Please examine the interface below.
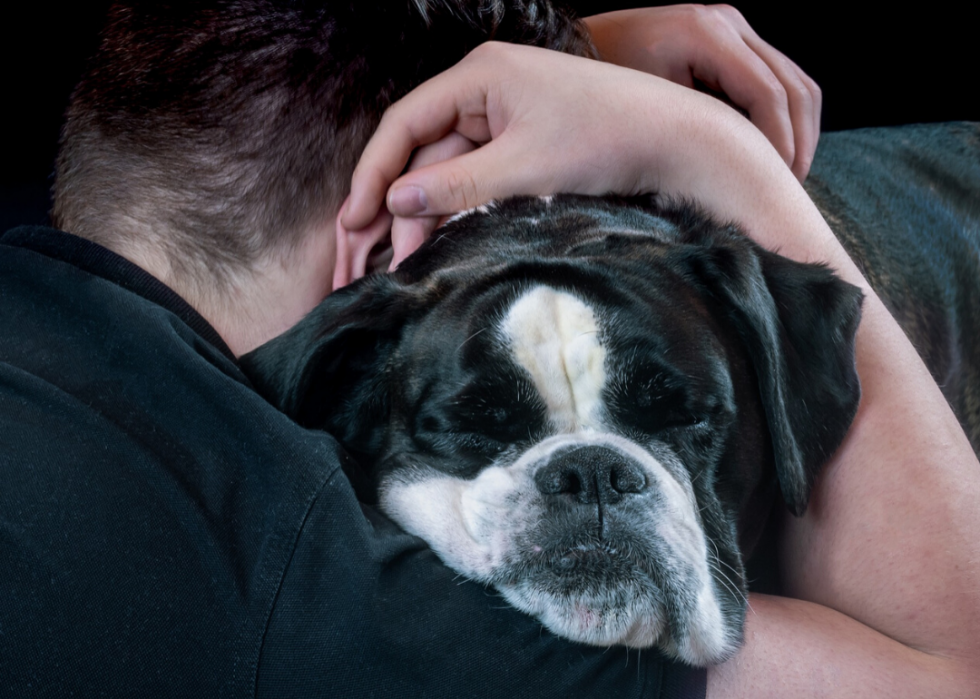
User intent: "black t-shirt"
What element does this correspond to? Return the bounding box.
[0,226,705,698]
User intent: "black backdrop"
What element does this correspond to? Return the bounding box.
[2,2,975,229]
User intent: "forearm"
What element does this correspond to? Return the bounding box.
[708,594,977,698]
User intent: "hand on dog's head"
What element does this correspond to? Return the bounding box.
[242,194,862,665]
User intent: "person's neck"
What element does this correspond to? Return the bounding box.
[118,223,337,357]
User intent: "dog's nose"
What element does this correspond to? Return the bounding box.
[534,445,646,505]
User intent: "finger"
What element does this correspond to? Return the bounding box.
[698,53,795,169]
[345,112,475,231]
[714,5,820,179]
[789,61,822,179]
[683,16,796,168]
[807,70,822,146]
[386,133,543,218]
[386,131,480,222]
[390,215,440,269]
[740,34,819,180]
[799,63,823,173]
[385,132,478,266]
[343,54,496,230]
[408,131,479,171]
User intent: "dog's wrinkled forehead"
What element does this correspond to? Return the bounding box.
[397,198,694,369]
[393,195,683,284]
[390,199,741,444]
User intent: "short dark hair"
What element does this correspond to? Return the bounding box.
[53,0,594,290]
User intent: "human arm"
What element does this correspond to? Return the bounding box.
[334,5,821,283]
[342,42,980,696]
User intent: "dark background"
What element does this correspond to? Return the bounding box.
[2,2,975,231]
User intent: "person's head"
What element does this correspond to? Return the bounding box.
[52,0,593,350]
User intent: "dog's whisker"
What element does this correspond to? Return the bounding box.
[706,537,742,579]
[706,542,747,602]
[456,327,487,352]
[709,569,744,607]
[709,562,747,605]
[715,556,743,579]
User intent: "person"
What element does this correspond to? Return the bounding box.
[1,5,976,699]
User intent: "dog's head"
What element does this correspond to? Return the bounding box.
[242,195,862,665]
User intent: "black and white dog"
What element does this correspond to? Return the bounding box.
[240,2,980,669]
[244,193,866,665]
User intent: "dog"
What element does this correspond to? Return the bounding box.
[242,191,865,666]
[242,121,980,666]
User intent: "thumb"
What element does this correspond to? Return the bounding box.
[386,136,541,218]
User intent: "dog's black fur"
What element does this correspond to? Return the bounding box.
[243,123,980,662]
[249,195,865,521]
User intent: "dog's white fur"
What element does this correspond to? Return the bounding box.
[503,287,607,431]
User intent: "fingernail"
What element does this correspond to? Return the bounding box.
[389,186,428,216]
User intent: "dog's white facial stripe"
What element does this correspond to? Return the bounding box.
[501,287,606,432]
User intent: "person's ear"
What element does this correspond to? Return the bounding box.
[332,201,394,291]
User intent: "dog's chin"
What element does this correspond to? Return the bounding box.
[494,545,739,666]
[497,571,667,647]
[499,582,737,665]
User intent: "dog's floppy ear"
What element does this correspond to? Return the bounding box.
[240,274,419,460]
[684,234,863,516]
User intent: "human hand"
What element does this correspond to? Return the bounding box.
[334,132,477,285]
[342,41,792,267]
[583,4,821,182]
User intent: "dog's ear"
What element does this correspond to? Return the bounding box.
[240,275,419,460]
[683,234,863,516]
